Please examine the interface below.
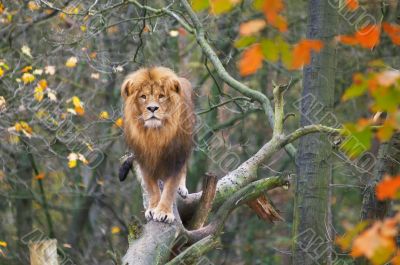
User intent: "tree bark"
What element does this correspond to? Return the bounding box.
[292,1,338,264]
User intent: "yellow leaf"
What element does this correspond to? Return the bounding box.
[0,241,7,248]
[34,86,44,102]
[9,135,20,144]
[71,96,82,107]
[38,79,48,90]
[210,0,235,15]
[22,66,33,73]
[99,111,109,119]
[0,67,4,77]
[0,3,4,14]
[65,57,78,68]
[68,160,77,168]
[114,118,123,128]
[22,73,35,84]
[14,122,22,132]
[111,226,121,234]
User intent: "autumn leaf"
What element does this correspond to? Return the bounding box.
[339,25,381,49]
[345,0,359,11]
[0,67,3,78]
[111,226,121,234]
[336,221,370,250]
[290,39,324,69]
[192,0,210,12]
[234,36,257,48]
[28,1,40,11]
[22,73,35,84]
[21,45,33,58]
[34,86,44,102]
[376,119,396,142]
[239,19,266,36]
[35,172,45,180]
[0,3,4,14]
[70,96,85,116]
[337,35,358,46]
[45,65,56,75]
[376,70,400,87]
[238,43,264,76]
[376,175,400,200]
[65,56,78,68]
[262,0,284,23]
[68,153,78,168]
[351,219,397,265]
[210,0,235,15]
[99,111,109,119]
[0,241,7,248]
[383,23,400,46]
[356,25,381,49]
[21,66,33,73]
[114,117,123,128]
[38,79,48,89]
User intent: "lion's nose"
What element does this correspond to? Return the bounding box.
[147,106,159,113]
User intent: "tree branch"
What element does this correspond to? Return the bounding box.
[187,173,218,230]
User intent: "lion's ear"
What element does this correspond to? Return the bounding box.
[121,79,132,99]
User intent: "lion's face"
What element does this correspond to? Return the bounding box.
[121,68,183,130]
[134,82,175,128]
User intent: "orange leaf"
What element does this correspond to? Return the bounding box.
[337,35,358,45]
[290,39,324,69]
[345,0,359,11]
[239,19,266,36]
[351,219,397,263]
[262,0,287,32]
[262,0,284,23]
[238,43,263,76]
[355,25,380,49]
[35,172,45,180]
[383,22,400,46]
[376,175,400,200]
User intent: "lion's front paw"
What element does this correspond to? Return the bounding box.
[145,208,155,221]
[152,207,175,223]
[177,185,188,199]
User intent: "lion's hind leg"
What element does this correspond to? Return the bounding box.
[177,167,188,199]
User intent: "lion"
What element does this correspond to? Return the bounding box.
[121,66,195,223]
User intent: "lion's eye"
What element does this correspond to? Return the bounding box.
[140,95,146,100]
[159,94,165,99]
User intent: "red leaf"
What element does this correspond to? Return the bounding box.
[238,43,264,76]
[337,35,358,45]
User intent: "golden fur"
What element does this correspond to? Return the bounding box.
[121,66,195,223]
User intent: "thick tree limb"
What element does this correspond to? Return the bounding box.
[187,173,218,230]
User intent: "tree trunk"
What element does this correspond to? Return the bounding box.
[355,133,400,265]
[292,1,338,264]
